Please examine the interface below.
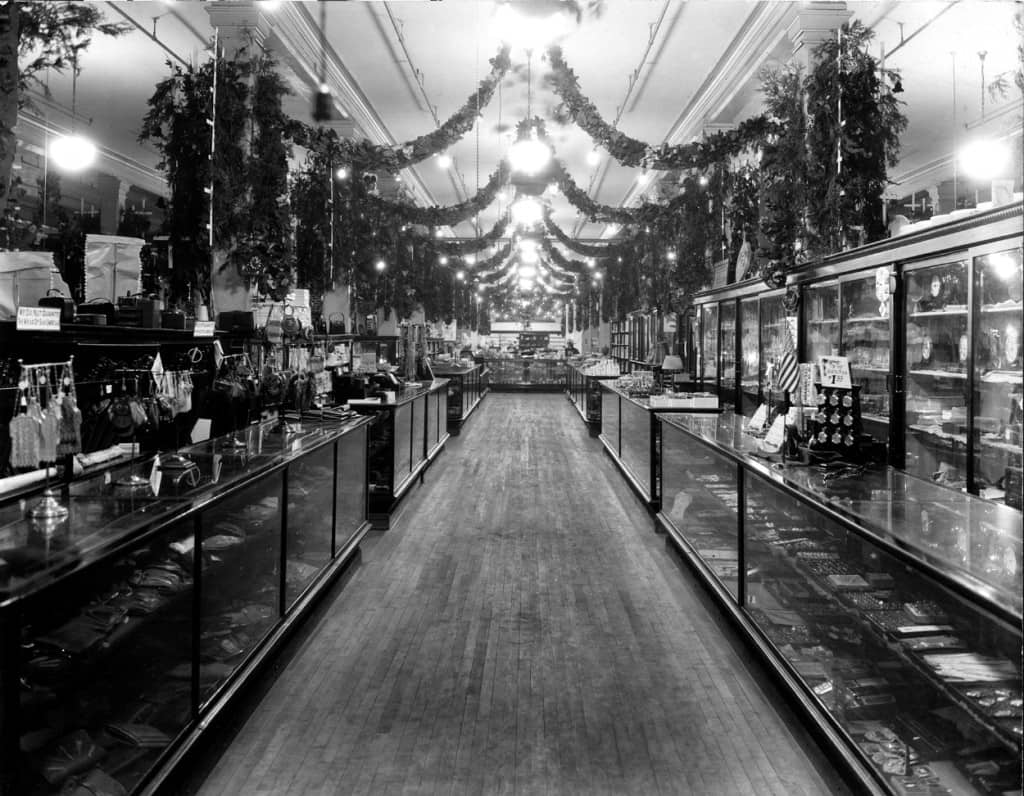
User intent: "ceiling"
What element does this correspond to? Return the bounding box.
[21,1,1024,242]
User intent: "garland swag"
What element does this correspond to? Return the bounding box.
[546,46,771,171]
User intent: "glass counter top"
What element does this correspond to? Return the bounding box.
[431,364,481,376]
[0,416,371,604]
[660,411,1023,618]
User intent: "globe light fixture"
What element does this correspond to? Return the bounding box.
[508,126,552,176]
[50,133,98,173]
[335,166,349,180]
[519,278,535,291]
[439,255,449,265]
[586,149,601,166]
[636,172,650,186]
[960,139,1011,181]
[510,197,543,227]
[517,264,538,279]
[586,258,596,269]
[375,259,387,272]
[437,153,452,169]
[491,1,572,54]
[465,254,476,265]
[666,250,677,261]
[456,270,465,281]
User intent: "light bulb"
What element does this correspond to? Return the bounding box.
[586,150,600,166]
[519,278,534,291]
[961,139,1011,181]
[465,254,476,266]
[518,264,537,279]
[456,270,465,281]
[437,153,452,169]
[50,134,97,172]
[375,259,387,272]
[510,197,543,227]
[508,131,552,176]
[637,172,650,186]
[439,255,449,265]
[336,166,349,180]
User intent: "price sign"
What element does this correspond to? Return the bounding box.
[193,321,215,338]
[16,306,62,331]
[817,356,852,389]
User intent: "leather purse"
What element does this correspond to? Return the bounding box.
[281,304,302,339]
[263,305,284,345]
[39,289,75,324]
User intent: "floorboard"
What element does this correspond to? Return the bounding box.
[193,393,851,796]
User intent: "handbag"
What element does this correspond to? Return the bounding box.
[281,305,302,339]
[263,305,284,345]
[39,288,75,324]
[328,312,346,334]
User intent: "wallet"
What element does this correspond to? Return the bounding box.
[35,730,105,785]
[61,767,127,796]
[104,722,171,749]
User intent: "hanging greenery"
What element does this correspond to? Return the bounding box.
[434,216,510,256]
[805,21,906,251]
[756,63,807,282]
[546,45,771,171]
[140,53,251,304]
[543,210,634,259]
[365,160,510,227]
[233,52,296,300]
[297,45,511,174]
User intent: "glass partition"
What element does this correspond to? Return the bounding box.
[620,398,651,498]
[805,281,840,362]
[285,444,334,608]
[759,294,787,396]
[701,303,719,387]
[972,247,1023,509]
[904,259,970,488]
[601,386,620,455]
[740,297,760,414]
[841,269,892,430]
[720,300,737,410]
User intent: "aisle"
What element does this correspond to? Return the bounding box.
[195,394,846,796]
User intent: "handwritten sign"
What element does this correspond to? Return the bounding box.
[817,356,852,389]
[193,320,215,338]
[16,306,61,331]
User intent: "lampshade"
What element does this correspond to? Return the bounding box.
[661,355,684,371]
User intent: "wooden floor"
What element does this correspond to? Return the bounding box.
[194,394,849,796]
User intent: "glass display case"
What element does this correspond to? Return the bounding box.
[565,363,616,432]
[432,363,486,432]
[719,300,737,411]
[972,247,1023,509]
[804,280,840,362]
[903,258,971,490]
[759,292,788,398]
[658,411,1022,796]
[840,268,892,434]
[740,297,760,415]
[599,381,720,510]
[0,416,371,796]
[352,381,448,528]
[701,303,718,388]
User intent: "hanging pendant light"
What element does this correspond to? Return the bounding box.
[50,56,97,173]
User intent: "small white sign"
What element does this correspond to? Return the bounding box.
[748,403,769,432]
[149,460,162,496]
[763,415,787,449]
[190,418,212,444]
[817,356,853,389]
[194,321,216,338]
[16,306,62,331]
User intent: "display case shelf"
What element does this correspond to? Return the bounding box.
[909,369,968,379]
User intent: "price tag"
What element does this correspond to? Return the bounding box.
[817,356,852,389]
[748,403,769,432]
[17,306,62,331]
[763,415,787,449]
[149,460,162,495]
[190,418,212,444]
[193,321,215,338]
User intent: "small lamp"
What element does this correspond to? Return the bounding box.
[661,354,684,392]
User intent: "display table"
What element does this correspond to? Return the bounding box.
[565,363,618,434]
[349,381,448,528]
[0,415,372,796]
[598,381,719,511]
[658,411,1022,796]
[431,364,487,434]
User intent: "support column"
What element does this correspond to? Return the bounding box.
[96,173,127,235]
[786,2,851,71]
